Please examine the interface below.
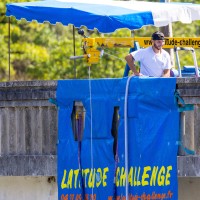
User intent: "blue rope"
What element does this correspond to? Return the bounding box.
[174,91,195,155]
[174,91,194,112]
[177,141,195,155]
[49,98,58,107]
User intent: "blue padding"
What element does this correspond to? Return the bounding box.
[117,77,179,199]
[57,79,121,199]
[183,66,199,72]
[57,107,83,198]
[181,66,200,77]
[57,77,179,200]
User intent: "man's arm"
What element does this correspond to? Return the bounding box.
[125,54,142,76]
[162,69,170,77]
[162,52,171,77]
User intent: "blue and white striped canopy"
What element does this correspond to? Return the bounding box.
[6,0,200,33]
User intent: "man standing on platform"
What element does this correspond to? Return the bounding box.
[125,31,171,77]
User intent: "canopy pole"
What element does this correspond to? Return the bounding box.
[160,0,175,67]
[73,25,77,79]
[131,30,134,37]
[8,17,11,81]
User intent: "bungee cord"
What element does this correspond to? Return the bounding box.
[88,65,94,197]
[124,75,134,200]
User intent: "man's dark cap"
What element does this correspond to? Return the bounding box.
[152,31,165,40]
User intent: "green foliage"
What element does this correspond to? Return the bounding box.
[1,0,200,81]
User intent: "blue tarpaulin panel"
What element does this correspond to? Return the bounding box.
[117,77,179,199]
[56,77,179,200]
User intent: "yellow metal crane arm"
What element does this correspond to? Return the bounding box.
[70,37,200,65]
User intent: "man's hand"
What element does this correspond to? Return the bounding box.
[133,72,143,76]
[162,69,170,77]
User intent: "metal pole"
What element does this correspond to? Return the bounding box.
[8,17,11,81]
[160,0,175,67]
[73,25,77,79]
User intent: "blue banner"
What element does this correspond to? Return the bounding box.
[116,77,179,200]
[56,77,179,200]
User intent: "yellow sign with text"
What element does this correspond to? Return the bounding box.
[83,37,200,49]
[135,37,200,48]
